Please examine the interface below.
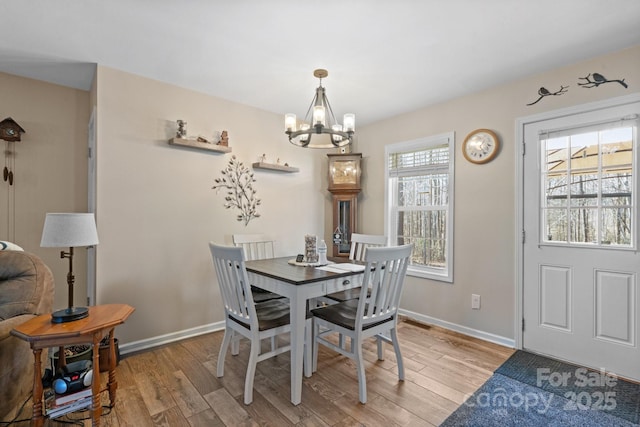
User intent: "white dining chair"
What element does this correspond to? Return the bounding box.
[209,243,311,405]
[311,244,412,404]
[232,234,284,303]
[232,233,275,260]
[325,233,387,303]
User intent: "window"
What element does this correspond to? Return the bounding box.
[541,118,636,248]
[385,132,454,281]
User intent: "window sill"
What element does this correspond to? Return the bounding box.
[407,266,453,283]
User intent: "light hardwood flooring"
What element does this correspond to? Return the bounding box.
[16,318,514,426]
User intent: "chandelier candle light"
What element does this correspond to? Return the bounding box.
[40,213,99,323]
[285,69,355,148]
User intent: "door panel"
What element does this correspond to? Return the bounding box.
[539,264,571,330]
[523,101,640,381]
[594,270,635,345]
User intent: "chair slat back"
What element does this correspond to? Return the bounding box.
[209,243,257,328]
[232,234,275,261]
[356,244,412,328]
[349,233,387,262]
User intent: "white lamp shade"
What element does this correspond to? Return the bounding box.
[343,113,355,132]
[285,113,297,131]
[313,105,326,126]
[41,213,99,247]
[299,123,310,142]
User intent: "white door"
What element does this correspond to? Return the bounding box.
[523,100,640,381]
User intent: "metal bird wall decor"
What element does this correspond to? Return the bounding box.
[526,85,569,106]
[578,72,628,89]
[526,71,630,106]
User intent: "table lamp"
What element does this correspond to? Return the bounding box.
[40,213,99,323]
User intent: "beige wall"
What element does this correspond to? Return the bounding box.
[94,66,330,345]
[2,45,638,350]
[0,72,90,312]
[357,45,640,341]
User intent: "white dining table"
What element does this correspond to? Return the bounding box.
[245,256,365,405]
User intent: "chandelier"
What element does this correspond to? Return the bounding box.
[285,69,355,148]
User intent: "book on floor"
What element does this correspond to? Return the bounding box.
[45,395,92,418]
[54,387,92,405]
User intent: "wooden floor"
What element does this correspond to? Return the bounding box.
[18,318,514,426]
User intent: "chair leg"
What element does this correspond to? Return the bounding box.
[355,341,367,404]
[244,338,260,405]
[390,327,404,381]
[231,331,240,355]
[304,318,312,377]
[376,335,384,360]
[312,320,319,373]
[217,329,232,377]
[338,333,346,350]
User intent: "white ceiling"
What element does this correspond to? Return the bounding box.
[2,1,640,126]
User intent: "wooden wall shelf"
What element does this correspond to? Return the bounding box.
[252,162,299,173]
[168,138,231,154]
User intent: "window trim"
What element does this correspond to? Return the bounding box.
[384,132,455,282]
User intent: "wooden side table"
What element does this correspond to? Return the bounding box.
[11,304,134,427]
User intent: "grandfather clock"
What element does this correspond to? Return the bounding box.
[328,153,362,257]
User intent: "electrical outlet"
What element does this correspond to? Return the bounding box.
[472,294,481,310]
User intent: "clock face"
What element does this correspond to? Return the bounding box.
[0,123,21,141]
[328,153,362,192]
[463,129,499,164]
[332,160,358,184]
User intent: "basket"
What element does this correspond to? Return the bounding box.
[52,345,92,365]
[98,338,120,372]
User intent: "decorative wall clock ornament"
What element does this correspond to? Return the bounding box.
[0,117,26,186]
[578,72,628,89]
[463,129,500,164]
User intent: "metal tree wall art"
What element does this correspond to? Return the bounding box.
[578,72,628,89]
[212,155,261,225]
[526,85,569,106]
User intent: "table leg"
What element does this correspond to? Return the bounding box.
[57,345,66,371]
[107,328,118,406]
[31,348,44,427]
[290,292,307,405]
[91,333,102,425]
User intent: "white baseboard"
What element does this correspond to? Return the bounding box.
[119,321,225,356]
[398,308,516,349]
[119,312,515,356]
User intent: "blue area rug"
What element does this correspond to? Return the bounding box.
[441,351,640,426]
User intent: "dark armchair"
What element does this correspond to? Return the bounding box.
[0,250,54,421]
